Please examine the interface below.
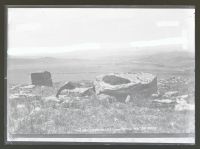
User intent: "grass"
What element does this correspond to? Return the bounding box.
[8,75,195,135]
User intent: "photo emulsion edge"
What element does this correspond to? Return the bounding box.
[6,5,195,144]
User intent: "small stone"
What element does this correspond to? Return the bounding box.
[175,103,194,111]
[154,99,174,103]
[163,91,178,98]
[20,85,35,89]
[125,95,131,103]
[151,93,159,98]
[177,94,189,99]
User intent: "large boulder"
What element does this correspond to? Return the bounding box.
[31,71,53,87]
[94,72,157,102]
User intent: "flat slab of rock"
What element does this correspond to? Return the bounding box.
[94,72,157,102]
[56,80,95,98]
[154,99,175,104]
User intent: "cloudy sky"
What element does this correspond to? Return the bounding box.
[7,7,195,56]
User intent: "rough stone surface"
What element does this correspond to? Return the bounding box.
[94,72,157,102]
[103,75,131,85]
[31,71,53,87]
[125,95,131,103]
[56,81,95,98]
[163,91,178,98]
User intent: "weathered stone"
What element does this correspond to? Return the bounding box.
[10,84,22,90]
[154,99,174,104]
[94,72,157,102]
[176,94,189,100]
[56,81,95,98]
[103,75,131,85]
[175,98,194,111]
[20,85,35,89]
[125,95,131,103]
[31,71,53,87]
[81,87,96,96]
[151,93,160,98]
[56,81,76,97]
[163,91,178,98]
[9,92,36,99]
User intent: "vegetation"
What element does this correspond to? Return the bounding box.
[8,75,194,135]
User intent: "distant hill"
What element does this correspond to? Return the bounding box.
[8,56,93,66]
[141,51,194,68]
[8,45,195,68]
[7,47,195,84]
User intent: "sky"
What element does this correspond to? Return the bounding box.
[7,7,195,56]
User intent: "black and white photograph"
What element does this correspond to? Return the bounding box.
[6,6,195,144]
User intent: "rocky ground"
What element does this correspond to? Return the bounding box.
[8,75,195,135]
